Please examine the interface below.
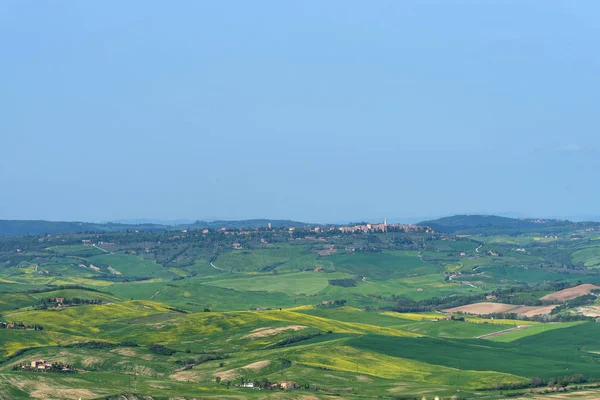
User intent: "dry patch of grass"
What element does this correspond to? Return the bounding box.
[577,306,600,317]
[242,325,307,339]
[81,357,104,368]
[107,266,122,275]
[110,348,137,357]
[515,389,600,399]
[169,370,202,382]
[214,360,272,381]
[541,284,600,302]
[31,384,96,399]
[511,305,556,317]
[444,302,556,316]
[243,360,271,370]
[7,377,97,399]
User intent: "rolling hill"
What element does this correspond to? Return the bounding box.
[418,214,579,235]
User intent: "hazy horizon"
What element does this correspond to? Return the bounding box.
[2,1,600,222]
[3,210,600,226]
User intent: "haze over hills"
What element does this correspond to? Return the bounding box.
[3,214,600,237]
[0,218,317,237]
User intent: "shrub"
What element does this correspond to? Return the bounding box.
[148,344,176,356]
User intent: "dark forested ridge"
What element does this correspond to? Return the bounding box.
[0,219,318,237]
[0,220,168,237]
[418,215,597,235]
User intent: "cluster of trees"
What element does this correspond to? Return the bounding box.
[25,285,106,295]
[387,281,587,313]
[66,340,138,349]
[328,278,357,287]
[388,292,485,312]
[463,311,592,323]
[269,332,324,347]
[176,352,228,369]
[94,274,151,283]
[490,374,588,391]
[166,306,188,314]
[148,344,176,356]
[35,297,102,309]
[318,299,347,307]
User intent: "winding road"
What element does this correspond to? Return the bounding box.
[93,244,110,253]
[210,262,228,271]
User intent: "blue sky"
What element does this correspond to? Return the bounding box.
[1,1,599,223]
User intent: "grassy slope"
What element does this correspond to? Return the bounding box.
[86,253,166,277]
[205,271,355,295]
[349,328,600,379]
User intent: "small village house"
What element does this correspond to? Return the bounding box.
[278,381,298,390]
[30,360,52,369]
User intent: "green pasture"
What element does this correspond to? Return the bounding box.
[204,271,355,295]
[349,329,600,379]
[46,244,106,257]
[400,320,512,338]
[214,244,312,273]
[487,321,586,342]
[328,250,440,280]
[572,246,600,269]
[86,253,166,277]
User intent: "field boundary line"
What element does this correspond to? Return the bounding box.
[476,324,532,339]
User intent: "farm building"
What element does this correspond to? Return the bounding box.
[278,381,298,390]
[30,360,52,369]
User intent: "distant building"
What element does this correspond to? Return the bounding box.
[338,219,431,234]
[31,360,49,369]
[242,382,255,388]
[279,381,298,390]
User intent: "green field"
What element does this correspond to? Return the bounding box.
[328,250,441,279]
[205,271,355,295]
[572,246,600,269]
[86,253,166,277]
